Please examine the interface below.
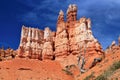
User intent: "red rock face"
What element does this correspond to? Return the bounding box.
[66,4,77,22]
[55,10,69,57]
[105,37,120,54]
[18,4,104,70]
[18,26,44,59]
[42,27,54,60]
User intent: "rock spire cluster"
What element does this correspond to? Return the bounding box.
[18,4,104,69]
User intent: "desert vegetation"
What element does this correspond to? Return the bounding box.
[84,61,120,80]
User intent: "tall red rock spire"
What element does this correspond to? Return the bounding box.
[42,27,54,60]
[57,10,64,24]
[67,4,77,22]
[55,10,69,57]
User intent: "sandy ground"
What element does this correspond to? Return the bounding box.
[0,58,73,80]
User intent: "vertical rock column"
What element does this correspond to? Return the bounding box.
[66,4,77,22]
[25,27,32,57]
[66,4,79,55]
[18,26,29,57]
[42,27,54,60]
[30,28,43,59]
[54,10,69,57]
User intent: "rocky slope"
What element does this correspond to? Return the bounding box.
[78,37,120,80]
[0,42,120,80]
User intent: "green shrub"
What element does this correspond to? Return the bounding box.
[84,72,94,80]
[110,61,120,71]
[95,75,108,80]
[95,61,120,80]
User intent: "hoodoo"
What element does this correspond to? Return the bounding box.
[18,4,104,70]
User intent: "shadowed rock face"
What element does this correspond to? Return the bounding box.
[18,4,104,69]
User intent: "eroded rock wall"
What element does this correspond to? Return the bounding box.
[18,4,104,69]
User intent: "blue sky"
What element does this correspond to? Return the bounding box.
[0,0,120,50]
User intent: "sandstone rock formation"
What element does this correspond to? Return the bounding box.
[18,26,44,60]
[105,36,120,54]
[66,4,77,22]
[42,27,55,60]
[55,10,69,57]
[18,4,104,70]
[0,47,17,61]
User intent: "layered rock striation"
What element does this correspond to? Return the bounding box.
[55,10,69,57]
[18,26,44,59]
[18,4,104,69]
